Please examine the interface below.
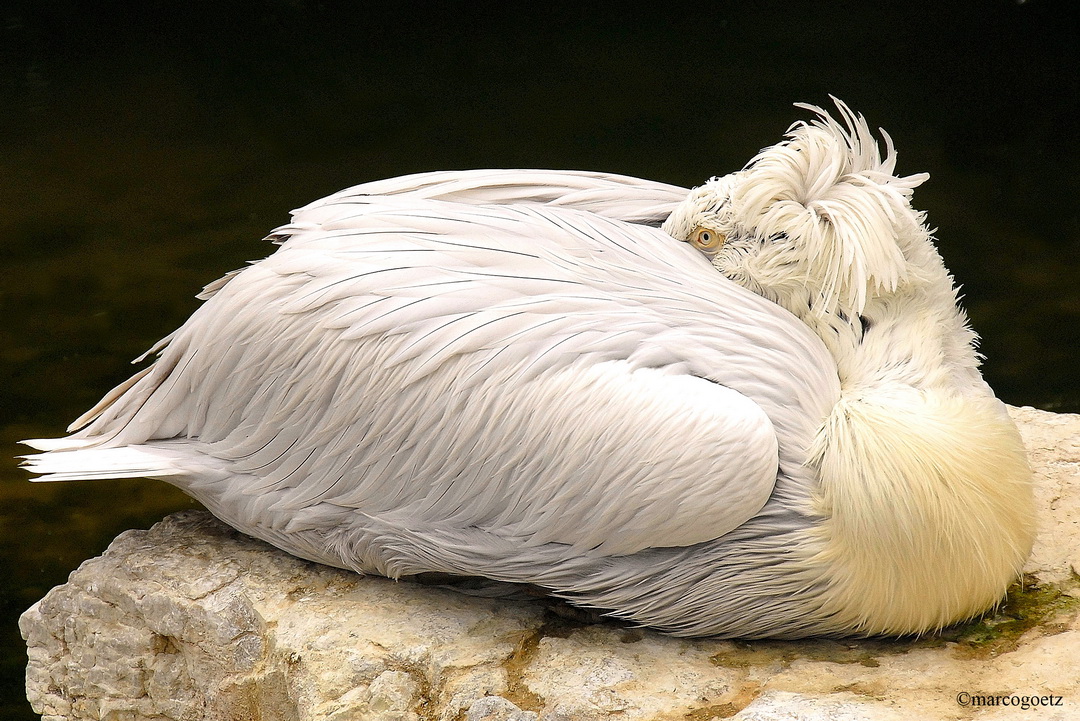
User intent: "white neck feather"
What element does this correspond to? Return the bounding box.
[800,239,985,400]
[801,250,1035,634]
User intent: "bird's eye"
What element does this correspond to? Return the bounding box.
[689,226,725,253]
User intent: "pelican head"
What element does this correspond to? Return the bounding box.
[663,100,931,323]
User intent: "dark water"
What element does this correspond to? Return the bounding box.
[1,2,1077,717]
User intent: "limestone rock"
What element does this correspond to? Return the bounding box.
[21,406,1080,720]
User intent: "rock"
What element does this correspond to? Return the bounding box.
[21,406,1080,721]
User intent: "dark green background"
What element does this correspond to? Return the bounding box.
[1,1,1077,717]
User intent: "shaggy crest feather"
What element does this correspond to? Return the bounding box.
[666,98,930,319]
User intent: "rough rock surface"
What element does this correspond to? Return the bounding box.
[21,406,1080,721]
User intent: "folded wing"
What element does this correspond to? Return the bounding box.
[24,183,838,564]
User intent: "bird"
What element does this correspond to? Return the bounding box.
[22,100,1035,638]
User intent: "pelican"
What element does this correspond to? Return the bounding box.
[22,101,1035,638]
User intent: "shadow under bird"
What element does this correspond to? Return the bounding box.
[23,101,1035,638]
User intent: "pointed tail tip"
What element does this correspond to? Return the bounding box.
[19,437,94,452]
[17,444,188,483]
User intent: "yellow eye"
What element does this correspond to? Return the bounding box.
[689,226,725,253]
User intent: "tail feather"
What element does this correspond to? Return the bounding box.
[20,445,186,483]
[20,437,96,452]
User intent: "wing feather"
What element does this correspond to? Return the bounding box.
[291,169,687,225]
[30,192,839,562]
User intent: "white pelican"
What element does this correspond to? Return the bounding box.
[23,101,1035,638]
